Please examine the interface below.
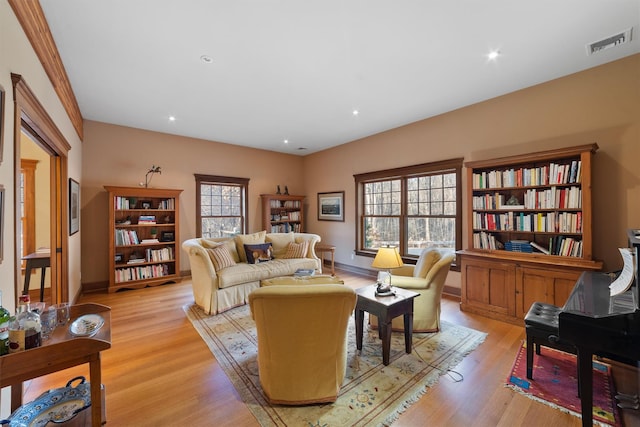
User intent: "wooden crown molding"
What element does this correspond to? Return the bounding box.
[9,0,83,140]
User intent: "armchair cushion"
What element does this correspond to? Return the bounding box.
[414,250,441,278]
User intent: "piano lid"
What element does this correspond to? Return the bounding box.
[562,271,637,318]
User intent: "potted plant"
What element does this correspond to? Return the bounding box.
[150,227,158,239]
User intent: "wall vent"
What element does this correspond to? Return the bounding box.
[586,28,633,55]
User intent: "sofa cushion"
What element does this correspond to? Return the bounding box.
[206,245,237,271]
[266,232,295,258]
[245,243,273,264]
[217,258,319,289]
[282,240,309,259]
[201,238,240,263]
[235,231,267,263]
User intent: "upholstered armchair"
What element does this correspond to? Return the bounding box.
[370,248,455,333]
[248,284,357,405]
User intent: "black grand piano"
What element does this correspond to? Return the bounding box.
[559,229,640,427]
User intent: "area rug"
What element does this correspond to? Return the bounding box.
[184,303,487,426]
[506,343,620,427]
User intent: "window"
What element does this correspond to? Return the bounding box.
[355,158,463,263]
[195,174,249,238]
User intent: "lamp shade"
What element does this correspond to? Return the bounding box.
[371,246,403,270]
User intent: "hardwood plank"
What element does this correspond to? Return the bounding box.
[17,270,639,426]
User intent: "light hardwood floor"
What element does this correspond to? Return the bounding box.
[19,269,640,426]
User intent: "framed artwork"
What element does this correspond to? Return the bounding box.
[318,191,345,222]
[140,200,152,209]
[69,178,80,235]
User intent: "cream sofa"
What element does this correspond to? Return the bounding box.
[182,231,322,314]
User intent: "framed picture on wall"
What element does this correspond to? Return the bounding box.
[69,178,80,235]
[318,191,345,222]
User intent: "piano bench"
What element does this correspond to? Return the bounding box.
[524,302,577,380]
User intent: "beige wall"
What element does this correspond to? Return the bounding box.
[81,121,305,284]
[303,54,640,283]
[81,54,640,291]
[1,2,84,416]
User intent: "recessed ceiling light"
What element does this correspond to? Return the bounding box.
[168,116,176,122]
[487,50,501,61]
[200,55,213,64]
[283,139,289,144]
[352,109,359,116]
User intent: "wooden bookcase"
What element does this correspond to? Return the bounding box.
[105,186,183,293]
[459,144,603,324]
[261,194,305,233]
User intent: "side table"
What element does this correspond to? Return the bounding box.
[314,243,335,275]
[0,303,111,426]
[22,250,51,302]
[354,285,419,365]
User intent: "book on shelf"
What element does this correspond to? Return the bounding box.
[141,238,160,244]
[138,215,156,224]
[530,241,550,255]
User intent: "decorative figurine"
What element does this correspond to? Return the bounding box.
[284,186,289,195]
[276,185,281,195]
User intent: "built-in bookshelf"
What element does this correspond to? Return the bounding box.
[458,144,603,324]
[105,186,183,293]
[261,194,305,233]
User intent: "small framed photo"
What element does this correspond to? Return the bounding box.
[140,200,152,209]
[69,178,80,235]
[161,231,175,242]
[318,191,345,222]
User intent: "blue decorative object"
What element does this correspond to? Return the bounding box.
[0,377,91,427]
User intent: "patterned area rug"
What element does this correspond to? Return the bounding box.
[184,303,487,426]
[506,343,620,427]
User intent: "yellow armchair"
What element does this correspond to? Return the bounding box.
[248,284,356,405]
[370,248,455,332]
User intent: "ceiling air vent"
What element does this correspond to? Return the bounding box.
[586,28,633,55]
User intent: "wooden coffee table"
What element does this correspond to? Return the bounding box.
[354,285,419,365]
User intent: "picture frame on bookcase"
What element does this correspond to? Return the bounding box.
[318,191,344,222]
[69,178,80,235]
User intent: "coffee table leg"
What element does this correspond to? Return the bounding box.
[403,313,413,354]
[355,309,364,351]
[380,316,391,365]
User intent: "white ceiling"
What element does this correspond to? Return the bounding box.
[40,0,640,155]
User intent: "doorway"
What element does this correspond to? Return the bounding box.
[12,74,71,306]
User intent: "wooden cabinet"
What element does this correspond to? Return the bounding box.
[105,186,182,293]
[460,144,603,324]
[261,194,305,233]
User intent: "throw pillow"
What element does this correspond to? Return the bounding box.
[414,250,441,278]
[244,243,273,264]
[282,240,309,259]
[266,232,295,258]
[201,238,240,263]
[234,231,267,263]
[206,245,237,271]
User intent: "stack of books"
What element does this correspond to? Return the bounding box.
[504,240,533,253]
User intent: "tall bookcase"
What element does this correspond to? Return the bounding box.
[458,144,602,324]
[261,194,305,233]
[105,186,183,293]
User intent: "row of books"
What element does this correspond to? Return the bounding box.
[269,222,302,233]
[114,264,171,283]
[115,229,139,245]
[271,211,301,221]
[522,186,582,210]
[114,197,175,210]
[145,247,174,262]
[472,160,582,189]
[473,233,583,258]
[269,199,301,208]
[473,211,582,233]
[472,186,582,210]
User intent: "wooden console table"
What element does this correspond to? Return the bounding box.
[0,303,111,426]
[315,243,335,275]
[22,249,51,302]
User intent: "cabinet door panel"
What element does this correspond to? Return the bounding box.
[462,259,515,316]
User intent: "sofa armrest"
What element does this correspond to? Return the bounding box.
[182,239,220,281]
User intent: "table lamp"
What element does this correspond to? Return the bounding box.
[371,246,403,295]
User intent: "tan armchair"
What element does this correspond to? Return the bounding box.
[370,248,455,333]
[248,284,357,405]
